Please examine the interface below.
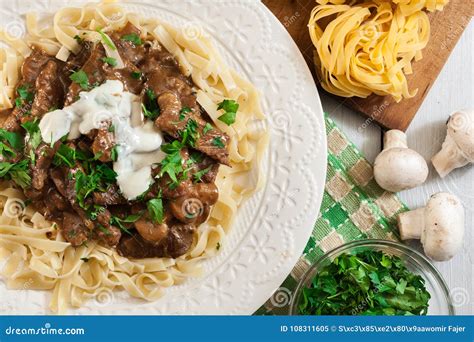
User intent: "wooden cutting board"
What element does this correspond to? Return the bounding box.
[263,0,473,131]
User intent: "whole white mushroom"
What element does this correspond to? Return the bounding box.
[397,192,464,262]
[374,130,429,192]
[432,109,474,177]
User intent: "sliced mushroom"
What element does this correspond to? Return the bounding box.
[397,192,464,261]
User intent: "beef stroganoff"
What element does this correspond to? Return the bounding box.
[0,1,267,313]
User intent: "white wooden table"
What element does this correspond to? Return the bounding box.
[323,20,473,315]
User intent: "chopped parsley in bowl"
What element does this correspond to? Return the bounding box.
[290,240,454,315]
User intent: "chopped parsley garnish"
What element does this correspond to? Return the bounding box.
[159,146,183,185]
[0,128,23,155]
[193,166,212,183]
[110,213,141,235]
[203,123,213,135]
[21,120,42,164]
[179,107,192,121]
[131,71,142,79]
[15,84,34,108]
[147,196,163,224]
[21,120,41,150]
[88,205,105,220]
[180,119,199,147]
[53,144,87,167]
[94,151,103,160]
[142,89,160,120]
[121,33,142,45]
[216,242,221,250]
[0,159,31,188]
[217,99,239,126]
[80,257,89,262]
[111,145,118,162]
[212,137,225,148]
[97,225,111,236]
[189,151,205,164]
[298,250,431,316]
[74,35,84,44]
[96,28,116,50]
[70,70,89,90]
[108,124,115,133]
[74,164,117,210]
[101,57,117,67]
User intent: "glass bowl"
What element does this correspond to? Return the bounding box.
[289,239,454,315]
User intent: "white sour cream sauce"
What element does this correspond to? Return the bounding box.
[39,80,166,200]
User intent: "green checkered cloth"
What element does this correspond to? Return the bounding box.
[256,115,409,315]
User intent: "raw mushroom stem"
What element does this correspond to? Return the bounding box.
[383,129,408,149]
[397,207,425,240]
[432,134,470,177]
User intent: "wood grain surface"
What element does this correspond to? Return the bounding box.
[262,0,473,131]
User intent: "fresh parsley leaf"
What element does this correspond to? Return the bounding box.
[212,137,225,148]
[97,224,112,236]
[217,99,239,125]
[70,70,89,90]
[121,33,142,45]
[88,205,105,220]
[111,145,118,162]
[0,159,31,188]
[53,144,81,167]
[74,163,117,209]
[131,71,142,79]
[101,57,117,67]
[146,89,156,101]
[142,89,160,120]
[21,120,41,150]
[203,123,213,135]
[179,107,192,121]
[193,166,212,183]
[147,197,163,224]
[0,128,23,151]
[110,213,141,235]
[161,140,183,155]
[159,149,183,184]
[96,28,116,50]
[15,84,34,108]
[74,35,84,44]
[189,151,205,164]
[180,119,199,147]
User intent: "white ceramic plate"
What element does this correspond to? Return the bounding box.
[0,0,327,315]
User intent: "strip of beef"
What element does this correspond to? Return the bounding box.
[91,125,115,162]
[93,184,127,206]
[64,40,93,74]
[62,211,90,246]
[30,142,59,191]
[64,44,107,106]
[189,152,220,183]
[117,223,195,258]
[2,49,53,132]
[109,23,147,66]
[142,48,230,164]
[62,164,121,247]
[27,59,65,121]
